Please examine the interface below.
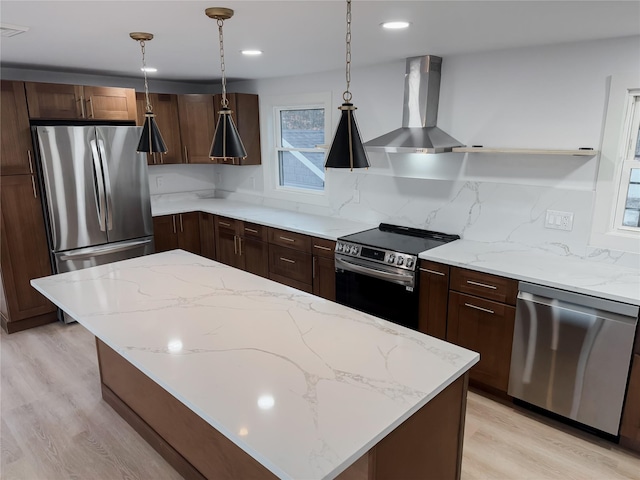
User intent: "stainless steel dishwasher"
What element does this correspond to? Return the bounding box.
[508,282,639,436]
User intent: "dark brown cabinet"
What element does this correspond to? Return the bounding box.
[0,176,56,333]
[1,81,34,176]
[25,82,136,121]
[177,94,215,164]
[621,353,640,452]
[153,213,201,255]
[199,212,216,260]
[136,92,184,165]
[418,261,450,340]
[446,267,518,393]
[312,237,336,301]
[268,228,312,293]
[212,93,261,165]
[215,217,268,277]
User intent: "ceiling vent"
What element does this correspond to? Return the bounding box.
[1,23,30,37]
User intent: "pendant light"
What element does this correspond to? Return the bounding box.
[325,0,369,170]
[130,32,167,154]
[206,7,247,160]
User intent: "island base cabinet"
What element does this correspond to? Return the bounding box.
[96,338,469,480]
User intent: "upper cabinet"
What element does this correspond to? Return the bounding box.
[212,93,261,165]
[136,92,184,165]
[0,81,33,176]
[25,82,136,121]
[177,94,216,164]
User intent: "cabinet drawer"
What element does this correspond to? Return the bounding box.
[268,228,311,253]
[269,244,312,285]
[215,216,240,234]
[450,267,517,305]
[312,237,336,259]
[242,222,267,241]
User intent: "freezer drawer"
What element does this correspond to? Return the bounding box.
[508,282,639,435]
[54,237,155,273]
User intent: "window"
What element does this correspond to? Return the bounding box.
[275,107,326,192]
[614,91,640,230]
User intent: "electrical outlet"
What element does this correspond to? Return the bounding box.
[545,210,574,231]
[353,189,360,203]
[155,176,164,190]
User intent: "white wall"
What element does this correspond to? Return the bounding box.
[147,164,217,195]
[213,36,640,264]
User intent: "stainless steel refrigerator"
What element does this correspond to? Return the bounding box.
[35,125,154,281]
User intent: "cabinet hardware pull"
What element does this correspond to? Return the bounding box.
[171,215,177,234]
[88,97,94,118]
[313,245,332,251]
[279,236,295,243]
[184,146,188,162]
[312,256,316,279]
[245,227,258,234]
[420,268,445,276]
[219,221,231,227]
[31,175,37,198]
[466,280,497,290]
[78,96,86,118]
[280,257,296,264]
[234,235,238,255]
[27,150,34,173]
[179,214,184,232]
[464,303,494,315]
[238,237,243,256]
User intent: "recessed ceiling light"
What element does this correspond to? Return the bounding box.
[381,21,410,30]
[241,50,263,56]
[141,67,157,73]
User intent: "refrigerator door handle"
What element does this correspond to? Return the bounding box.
[97,139,114,231]
[59,238,153,260]
[89,139,107,232]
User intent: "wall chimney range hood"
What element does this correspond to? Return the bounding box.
[364,55,464,154]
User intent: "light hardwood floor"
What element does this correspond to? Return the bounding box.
[2,322,639,479]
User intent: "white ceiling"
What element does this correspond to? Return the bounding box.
[1,1,639,83]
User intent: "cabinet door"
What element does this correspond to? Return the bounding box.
[269,244,312,292]
[176,212,201,255]
[213,93,261,166]
[136,92,184,165]
[153,215,178,252]
[620,354,640,450]
[418,261,450,340]
[242,237,268,278]
[24,82,82,119]
[0,175,55,321]
[447,291,515,392]
[177,94,215,164]
[83,86,136,121]
[313,255,336,301]
[1,81,33,176]
[217,229,243,269]
[199,212,216,260]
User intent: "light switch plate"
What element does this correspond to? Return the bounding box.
[545,209,574,231]
[155,176,164,190]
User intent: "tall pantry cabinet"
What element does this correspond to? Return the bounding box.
[0,80,56,333]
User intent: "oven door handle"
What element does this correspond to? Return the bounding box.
[336,256,415,287]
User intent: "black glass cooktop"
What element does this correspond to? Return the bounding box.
[339,223,459,255]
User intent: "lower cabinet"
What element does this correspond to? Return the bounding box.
[199,212,216,260]
[0,175,57,333]
[268,228,312,293]
[418,261,450,340]
[621,353,640,452]
[153,213,201,255]
[214,216,268,277]
[312,237,336,301]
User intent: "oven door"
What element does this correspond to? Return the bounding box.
[335,254,419,330]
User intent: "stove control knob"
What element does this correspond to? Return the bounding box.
[406,258,414,268]
[397,257,404,266]
[352,246,359,255]
[336,243,343,252]
[388,254,396,263]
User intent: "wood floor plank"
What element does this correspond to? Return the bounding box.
[1,321,639,479]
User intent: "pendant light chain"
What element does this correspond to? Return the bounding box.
[344,0,352,103]
[217,18,229,108]
[139,40,152,113]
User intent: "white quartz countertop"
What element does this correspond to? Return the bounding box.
[152,197,375,241]
[31,250,479,480]
[419,240,640,306]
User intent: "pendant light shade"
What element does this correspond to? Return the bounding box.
[324,0,369,170]
[138,113,167,154]
[130,32,167,154]
[210,108,247,159]
[325,103,369,169]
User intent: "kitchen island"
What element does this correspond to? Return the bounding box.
[32,250,479,480]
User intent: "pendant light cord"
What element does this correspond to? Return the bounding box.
[344,0,352,103]
[139,40,152,113]
[217,18,229,109]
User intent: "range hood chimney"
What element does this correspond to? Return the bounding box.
[364,55,464,154]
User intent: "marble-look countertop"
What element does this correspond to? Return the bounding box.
[420,240,640,306]
[152,196,375,241]
[31,250,479,480]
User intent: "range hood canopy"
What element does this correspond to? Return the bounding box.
[364,55,464,154]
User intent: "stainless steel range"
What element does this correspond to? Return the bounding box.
[335,224,459,330]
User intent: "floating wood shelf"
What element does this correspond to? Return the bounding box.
[452,147,598,156]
